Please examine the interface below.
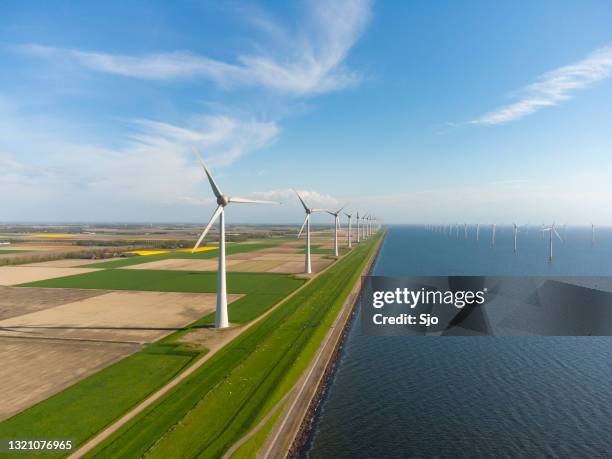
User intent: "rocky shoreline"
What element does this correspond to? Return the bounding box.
[288,232,386,458]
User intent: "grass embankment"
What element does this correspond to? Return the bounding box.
[0,260,305,457]
[82,242,279,269]
[87,233,382,459]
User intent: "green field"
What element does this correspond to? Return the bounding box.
[86,233,382,458]
[0,249,29,254]
[0,263,307,457]
[82,242,280,269]
[301,244,349,255]
[0,232,382,458]
[0,342,200,459]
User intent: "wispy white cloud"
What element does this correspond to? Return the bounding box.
[129,116,280,166]
[20,0,371,96]
[251,188,341,208]
[470,44,612,125]
[0,94,280,219]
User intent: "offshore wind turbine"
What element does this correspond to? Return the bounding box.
[192,150,278,328]
[327,206,345,257]
[542,223,563,263]
[512,223,521,253]
[295,190,326,274]
[476,223,480,241]
[344,211,353,248]
[491,224,496,246]
[591,223,595,247]
[464,223,468,239]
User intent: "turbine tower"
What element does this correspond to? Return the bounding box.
[344,211,353,248]
[295,190,326,274]
[356,212,361,243]
[192,149,278,328]
[476,223,480,241]
[327,206,345,257]
[542,223,563,263]
[491,224,496,246]
[591,223,595,247]
[512,223,521,253]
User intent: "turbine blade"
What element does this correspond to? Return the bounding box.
[229,197,280,205]
[554,228,563,242]
[193,148,223,198]
[293,189,309,212]
[192,205,222,252]
[297,214,309,239]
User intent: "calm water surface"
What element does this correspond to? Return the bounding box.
[303,225,612,458]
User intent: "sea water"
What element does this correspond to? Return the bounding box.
[303,225,612,457]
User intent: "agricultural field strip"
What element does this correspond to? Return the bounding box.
[0,266,101,286]
[0,338,140,422]
[82,236,380,458]
[0,291,241,344]
[81,242,285,269]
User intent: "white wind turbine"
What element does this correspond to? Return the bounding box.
[591,223,595,247]
[476,223,480,241]
[356,212,361,243]
[191,150,279,328]
[327,206,345,257]
[512,223,521,253]
[344,211,353,248]
[542,222,563,262]
[295,190,327,274]
[491,224,496,246]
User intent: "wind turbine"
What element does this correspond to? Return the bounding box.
[344,211,353,248]
[192,149,279,328]
[542,223,563,263]
[464,223,468,239]
[327,206,345,257]
[591,223,595,247]
[356,212,361,243]
[476,223,480,241]
[512,223,521,253]
[295,190,326,274]
[491,224,496,246]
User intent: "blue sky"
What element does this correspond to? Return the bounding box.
[2,0,612,224]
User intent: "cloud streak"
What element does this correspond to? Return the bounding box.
[471,44,612,125]
[20,0,371,96]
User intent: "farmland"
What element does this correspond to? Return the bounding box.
[0,222,381,459]
[85,233,382,458]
